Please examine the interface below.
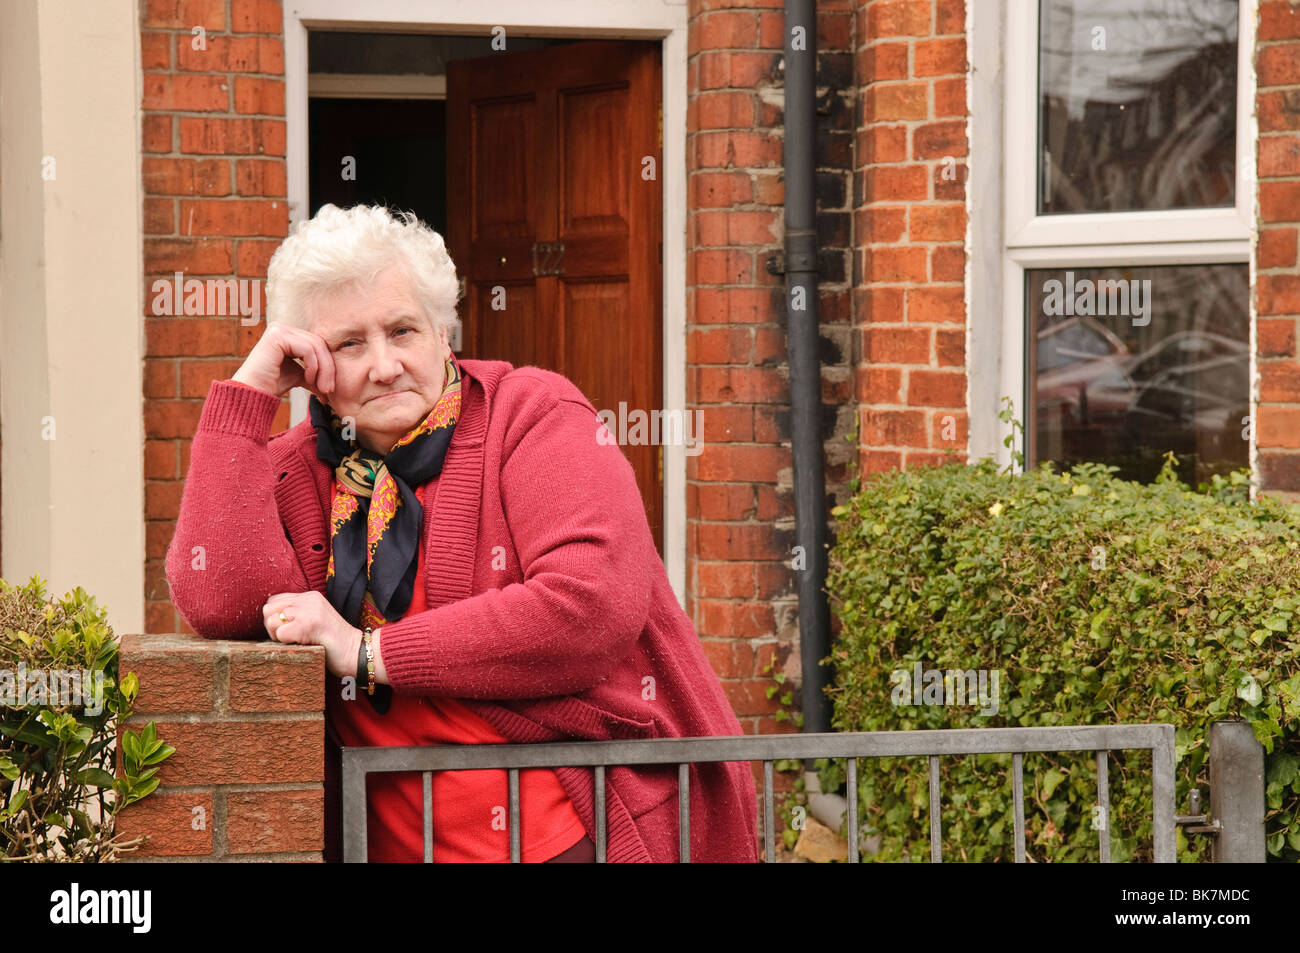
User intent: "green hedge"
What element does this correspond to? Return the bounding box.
[825,454,1300,862]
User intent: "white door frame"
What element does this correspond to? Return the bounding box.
[283,0,690,606]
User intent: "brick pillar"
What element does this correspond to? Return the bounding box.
[685,0,857,733]
[141,0,290,635]
[115,634,325,861]
[1256,2,1300,499]
[854,0,969,475]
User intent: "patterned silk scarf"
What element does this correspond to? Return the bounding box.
[309,355,463,713]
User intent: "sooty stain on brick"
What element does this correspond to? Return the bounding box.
[817,248,846,284]
[814,171,846,207]
[818,52,854,91]
[816,210,851,249]
[770,404,841,444]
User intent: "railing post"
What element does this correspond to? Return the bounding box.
[1209,719,1266,863]
[342,751,368,863]
[1151,725,1176,863]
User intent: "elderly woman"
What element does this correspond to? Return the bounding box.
[165,203,758,863]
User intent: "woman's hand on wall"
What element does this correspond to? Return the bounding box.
[262,590,366,680]
[232,323,336,402]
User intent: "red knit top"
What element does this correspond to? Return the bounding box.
[326,480,587,863]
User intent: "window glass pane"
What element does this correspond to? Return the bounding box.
[1037,0,1238,214]
[1028,264,1250,486]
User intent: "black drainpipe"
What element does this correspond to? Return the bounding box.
[781,0,832,736]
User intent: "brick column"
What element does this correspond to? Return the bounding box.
[115,634,325,861]
[1256,2,1300,499]
[685,0,858,733]
[854,0,969,474]
[141,0,290,635]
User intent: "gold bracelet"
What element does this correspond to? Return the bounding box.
[363,626,376,696]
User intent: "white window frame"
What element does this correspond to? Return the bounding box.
[987,0,1258,479]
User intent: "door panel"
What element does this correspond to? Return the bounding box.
[447,40,663,552]
[561,85,631,234]
[474,281,547,371]
[471,98,537,239]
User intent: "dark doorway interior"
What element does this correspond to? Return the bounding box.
[309,98,446,230]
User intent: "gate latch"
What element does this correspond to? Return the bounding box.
[1175,789,1221,837]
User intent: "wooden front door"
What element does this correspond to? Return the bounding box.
[446,39,664,554]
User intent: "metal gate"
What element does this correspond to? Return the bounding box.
[342,723,1188,862]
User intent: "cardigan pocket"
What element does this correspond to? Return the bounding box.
[563,695,659,741]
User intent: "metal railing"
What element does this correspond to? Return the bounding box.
[341,723,1177,862]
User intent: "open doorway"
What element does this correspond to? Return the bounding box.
[307,32,665,554]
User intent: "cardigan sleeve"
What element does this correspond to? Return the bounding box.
[375,393,657,699]
[164,379,311,639]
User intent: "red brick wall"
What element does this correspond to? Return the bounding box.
[142,0,289,636]
[1257,2,1300,497]
[853,0,968,477]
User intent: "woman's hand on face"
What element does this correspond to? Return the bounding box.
[231,324,336,403]
[263,590,362,680]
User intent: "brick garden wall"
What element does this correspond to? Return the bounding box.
[116,634,324,860]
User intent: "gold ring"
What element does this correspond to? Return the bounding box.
[279,611,291,623]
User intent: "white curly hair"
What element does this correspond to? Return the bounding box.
[265,203,461,339]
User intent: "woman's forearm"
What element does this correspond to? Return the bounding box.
[166,379,310,639]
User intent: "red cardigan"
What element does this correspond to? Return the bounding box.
[165,358,759,863]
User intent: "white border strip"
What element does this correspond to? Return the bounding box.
[966,0,1005,463]
[1244,0,1260,499]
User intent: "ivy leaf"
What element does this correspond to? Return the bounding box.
[1267,780,1284,810]
[1042,768,1065,799]
[120,730,141,767]
[1267,752,1299,788]
[1237,674,1263,707]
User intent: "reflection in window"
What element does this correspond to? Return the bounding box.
[1038,0,1237,213]
[1028,264,1249,486]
